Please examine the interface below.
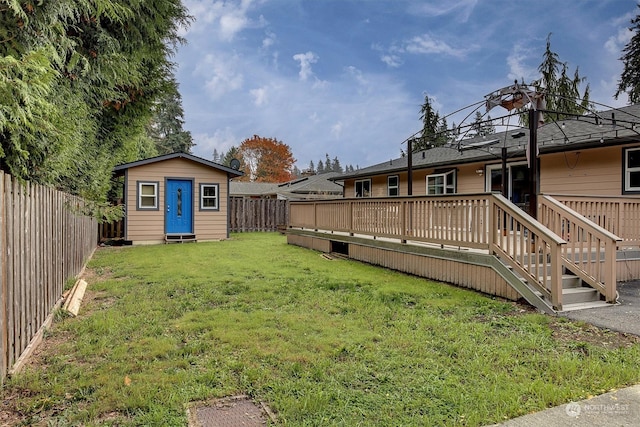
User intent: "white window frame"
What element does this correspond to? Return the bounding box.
[355,179,371,197]
[624,147,640,193]
[200,183,220,210]
[387,175,399,196]
[137,181,158,210]
[426,170,456,195]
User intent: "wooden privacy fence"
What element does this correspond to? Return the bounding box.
[0,171,97,383]
[229,198,289,232]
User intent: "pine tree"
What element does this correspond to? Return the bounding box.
[616,5,640,104]
[332,156,343,173]
[317,160,325,174]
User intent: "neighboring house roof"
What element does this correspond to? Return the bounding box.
[230,173,344,199]
[113,152,244,177]
[229,182,280,197]
[277,172,343,195]
[334,103,640,180]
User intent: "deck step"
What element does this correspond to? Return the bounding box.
[559,300,612,312]
[562,286,600,304]
[165,233,197,243]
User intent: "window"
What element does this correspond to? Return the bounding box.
[624,147,640,193]
[200,183,219,210]
[426,170,456,195]
[355,179,371,197]
[137,181,158,210]
[387,175,399,196]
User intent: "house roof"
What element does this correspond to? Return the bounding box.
[230,173,344,199]
[334,103,640,180]
[113,152,244,177]
[277,172,343,194]
[229,182,280,197]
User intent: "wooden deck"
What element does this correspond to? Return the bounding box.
[288,193,640,312]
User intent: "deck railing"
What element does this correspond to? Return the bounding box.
[290,194,581,310]
[547,194,640,248]
[539,195,621,303]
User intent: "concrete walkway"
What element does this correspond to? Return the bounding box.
[490,280,640,426]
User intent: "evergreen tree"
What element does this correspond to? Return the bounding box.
[332,156,343,173]
[533,34,592,118]
[146,77,194,155]
[308,160,315,173]
[470,112,495,138]
[325,153,332,172]
[415,94,448,151]
[317,160,325,174]
[212,149,220,162]
[222,146,242,167]
[616,5,640,104]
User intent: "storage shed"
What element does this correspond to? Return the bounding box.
[113,152,243,244]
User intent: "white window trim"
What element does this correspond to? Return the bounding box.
[137,181,158,210]
[355,179,371,197]
[426,170,456,195]
[624,147,640,193]
[200,183,220,210]
[387,175,399,196]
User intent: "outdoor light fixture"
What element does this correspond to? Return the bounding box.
[475,168,484,176]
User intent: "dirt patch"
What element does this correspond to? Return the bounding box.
[548,319,640,350]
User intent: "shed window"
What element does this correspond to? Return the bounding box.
[388,175,399,196]
[137,182,158,210]
[355,179,371,197]
[426,170,456,195]
[624,147,640,193]
[200,183,219,210]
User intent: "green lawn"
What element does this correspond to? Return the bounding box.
[3,232,640,426]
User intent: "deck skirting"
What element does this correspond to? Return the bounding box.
[287,229,521,301]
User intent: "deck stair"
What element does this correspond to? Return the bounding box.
[499,255,611,314]
[164,233,197,243]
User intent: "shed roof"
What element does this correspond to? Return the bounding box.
[113,152,244,177]
[333,103,640,180]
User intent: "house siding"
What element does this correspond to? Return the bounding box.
[124,158,230,244]
[540,146,624,196]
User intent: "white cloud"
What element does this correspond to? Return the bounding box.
[380,54,402,68]
[193,129,239,158]
[507,42,538,83]
[293,51,318,81]
[331,121,344,139]
[182,0,263,40]
[405,34,466,57]
[196,54,244,99]
[250,86,268,106]
[410,0,479,22]
[605,27,632,55]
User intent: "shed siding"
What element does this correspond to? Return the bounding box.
[124,158,230,244]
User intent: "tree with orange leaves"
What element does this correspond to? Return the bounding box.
[238,135,295,182]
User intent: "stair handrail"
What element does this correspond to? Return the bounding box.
[539,195,621,303]
[489,193,567,310]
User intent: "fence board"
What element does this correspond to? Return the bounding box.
[229,198,289,232]
[0,171,97,383]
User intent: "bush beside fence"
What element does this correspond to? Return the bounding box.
[0,171,97,383]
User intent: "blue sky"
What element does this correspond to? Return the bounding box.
[175,0,638,170]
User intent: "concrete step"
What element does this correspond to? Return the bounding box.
[562,286,600,304]
[559,300,612,312]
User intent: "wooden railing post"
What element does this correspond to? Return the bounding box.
[549,242,563,311]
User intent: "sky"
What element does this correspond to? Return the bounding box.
[174,0,639,171]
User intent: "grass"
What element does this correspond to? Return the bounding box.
[3,232,640,426]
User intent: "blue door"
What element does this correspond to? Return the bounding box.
[166,179,193,233]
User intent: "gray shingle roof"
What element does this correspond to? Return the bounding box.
[333,103,640,180]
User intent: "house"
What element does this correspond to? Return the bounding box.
[230,172,344,200]
[288,103,640,313]
[113,152,243,244]
[334,103,640,205]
